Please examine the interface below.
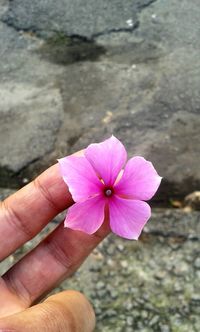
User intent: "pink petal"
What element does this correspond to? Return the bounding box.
[85,136,127,186]
[58,156,103,202]
[109,196,151,240]
[114,156,162,200]
[64,195,106,234]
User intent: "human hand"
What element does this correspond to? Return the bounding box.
[0,163,110,331]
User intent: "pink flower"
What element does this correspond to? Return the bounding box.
[58,136,161,240]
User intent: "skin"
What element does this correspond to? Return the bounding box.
[0,163,110,331]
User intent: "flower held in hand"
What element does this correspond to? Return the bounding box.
[58,136,161,240]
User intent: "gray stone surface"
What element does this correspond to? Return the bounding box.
[138,0,200,50]
[0,21,63,82]
[57,53,200,200]
[1,209,200,331]
[0,0,199,201]
[0,22,27,74]
[0,85,63,173]
[2,0,154,38]
[0,1,8,18]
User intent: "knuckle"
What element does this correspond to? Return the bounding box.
[2,200,34,239]
[33,177,60,214]
[45,236,75,270]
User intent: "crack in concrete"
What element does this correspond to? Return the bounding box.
[1,0,158,40]
[137,0,157,10]
[1,17,140,42]
[92,21,140,39]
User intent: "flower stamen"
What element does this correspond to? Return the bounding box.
[104,188,113,197]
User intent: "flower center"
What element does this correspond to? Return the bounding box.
[104,187,113,197]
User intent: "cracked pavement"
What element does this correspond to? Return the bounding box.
[2,0,158,38]
[0,0,199,201]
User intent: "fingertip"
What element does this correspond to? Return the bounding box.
[45,290,95,331]
[0,290,95,332]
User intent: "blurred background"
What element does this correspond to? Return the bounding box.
[0,0,199,331]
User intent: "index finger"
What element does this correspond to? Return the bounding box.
[0,163,73,261]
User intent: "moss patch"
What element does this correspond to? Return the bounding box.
[37,32,106,65]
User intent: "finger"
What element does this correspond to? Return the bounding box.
[2,220,110,309]
[0,290,95,332]
[0,278,26,318]
[0,163,73,260]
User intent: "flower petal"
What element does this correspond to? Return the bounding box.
[64,195,106,234]
[58,156,103,202]
[85,135,127,186]
[109,196,151,240]
[114,156,162,200]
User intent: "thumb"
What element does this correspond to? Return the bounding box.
[0,290,95,332]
